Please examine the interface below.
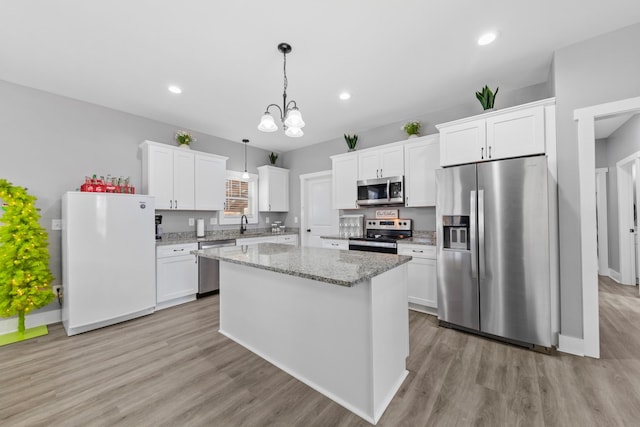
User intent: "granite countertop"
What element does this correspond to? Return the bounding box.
[319,231,436,246]
[157,228,299,246]
[192,243,412,287]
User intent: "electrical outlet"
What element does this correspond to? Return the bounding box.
[265,216,270,224]
[210,217,217,225]
[51,219,62,230]
[188,218,195,226]
[52,285,61,295]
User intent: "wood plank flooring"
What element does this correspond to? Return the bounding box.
[1,277,639,426]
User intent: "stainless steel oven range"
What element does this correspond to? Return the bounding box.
[348,219,412,254]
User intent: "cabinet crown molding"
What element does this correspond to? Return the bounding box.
[436,97,556,130]
[140,140,228,161]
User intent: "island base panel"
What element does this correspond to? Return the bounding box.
[219,262,408,424]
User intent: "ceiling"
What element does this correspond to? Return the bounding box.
[1,2,639,153]
[595,113,635,139]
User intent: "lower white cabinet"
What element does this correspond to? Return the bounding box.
[156,243,198,310]
[398,244,437,314]
[321,239,349,250]
[236,234,298,246]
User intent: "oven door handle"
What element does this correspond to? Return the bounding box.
[348,240,397,249]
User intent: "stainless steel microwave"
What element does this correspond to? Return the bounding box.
[356,176,404,206]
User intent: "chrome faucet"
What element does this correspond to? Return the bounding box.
[240,215,248,234]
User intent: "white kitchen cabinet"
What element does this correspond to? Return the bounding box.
[437,98,554,167]
[195,153,227,211]
[357,145,404,180]
[398,244,437,314]
[141,141,195,210]
[257,165,289,212]
[156,243,198,310]
[141,141,228,211]
[321,239,349,250]
[331,153,359,209]
[404,135,440,207]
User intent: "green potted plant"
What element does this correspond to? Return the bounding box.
[475,85,499,110]
[175,130,195,148]
[0,179,55,344]
[402,121,421,138]
[268,152,278,165]
[344,134,358,152]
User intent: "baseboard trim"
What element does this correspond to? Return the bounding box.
[608,269,622,283]
[558,334,584,356]
[0,308,61,334]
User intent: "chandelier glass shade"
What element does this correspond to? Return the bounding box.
[257,42,305,138]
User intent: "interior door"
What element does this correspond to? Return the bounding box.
[302,172,338,247]
[477,155,551,347]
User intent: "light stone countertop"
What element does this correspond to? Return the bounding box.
[157,228,299,246]
[192,243,412,287]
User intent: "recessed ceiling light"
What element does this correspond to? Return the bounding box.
[339,92,351,101]
[168,85,182,94]
[477,32,497,46]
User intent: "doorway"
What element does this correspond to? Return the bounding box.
[575,95,640,358]
[300,171,338,247]
[616,153,640,286]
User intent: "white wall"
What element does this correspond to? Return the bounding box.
[0,79,275,298]
[553,23,640,338]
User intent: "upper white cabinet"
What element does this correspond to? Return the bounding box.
[257,165,289,212]
[358,145,404,180]
[195,153,227,211]
[140,140,227,211]
[437,98,554,167]
[331,153,359,209]
[404,135,440,207]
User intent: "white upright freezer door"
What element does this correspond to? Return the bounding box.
[62,192,156,335]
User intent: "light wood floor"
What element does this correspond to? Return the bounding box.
[2,277,639,427]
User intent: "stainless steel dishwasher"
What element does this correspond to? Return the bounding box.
[198,239,236,297]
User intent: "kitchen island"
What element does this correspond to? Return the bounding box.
[193,243,411,424]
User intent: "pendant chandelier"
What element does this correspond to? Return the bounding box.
[257,42,305,138]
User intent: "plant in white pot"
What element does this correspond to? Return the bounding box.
[402,121,421,138]
[475,85,499,111]
[175,130,195,148]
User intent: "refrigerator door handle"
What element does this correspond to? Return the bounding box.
[478,189,485,279]
[470,190,478,279]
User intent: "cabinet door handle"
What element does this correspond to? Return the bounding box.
[175,199,178,209]
[269,204,271,211]
[488,146,492,158]
[481,147,484,159]
[412,249,424,253]
[173,248,185,252]
[306,229,311,232]
[380,169,383,177]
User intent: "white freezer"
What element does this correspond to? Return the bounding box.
[62,192,156,336]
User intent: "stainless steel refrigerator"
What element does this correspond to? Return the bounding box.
[436,155,553,348]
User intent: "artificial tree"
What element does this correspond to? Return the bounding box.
[0,179,54,339]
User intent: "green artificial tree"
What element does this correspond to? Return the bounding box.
[0,179,54,340]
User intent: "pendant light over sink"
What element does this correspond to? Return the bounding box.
[242,139,250,179]
[257,42,305,138]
